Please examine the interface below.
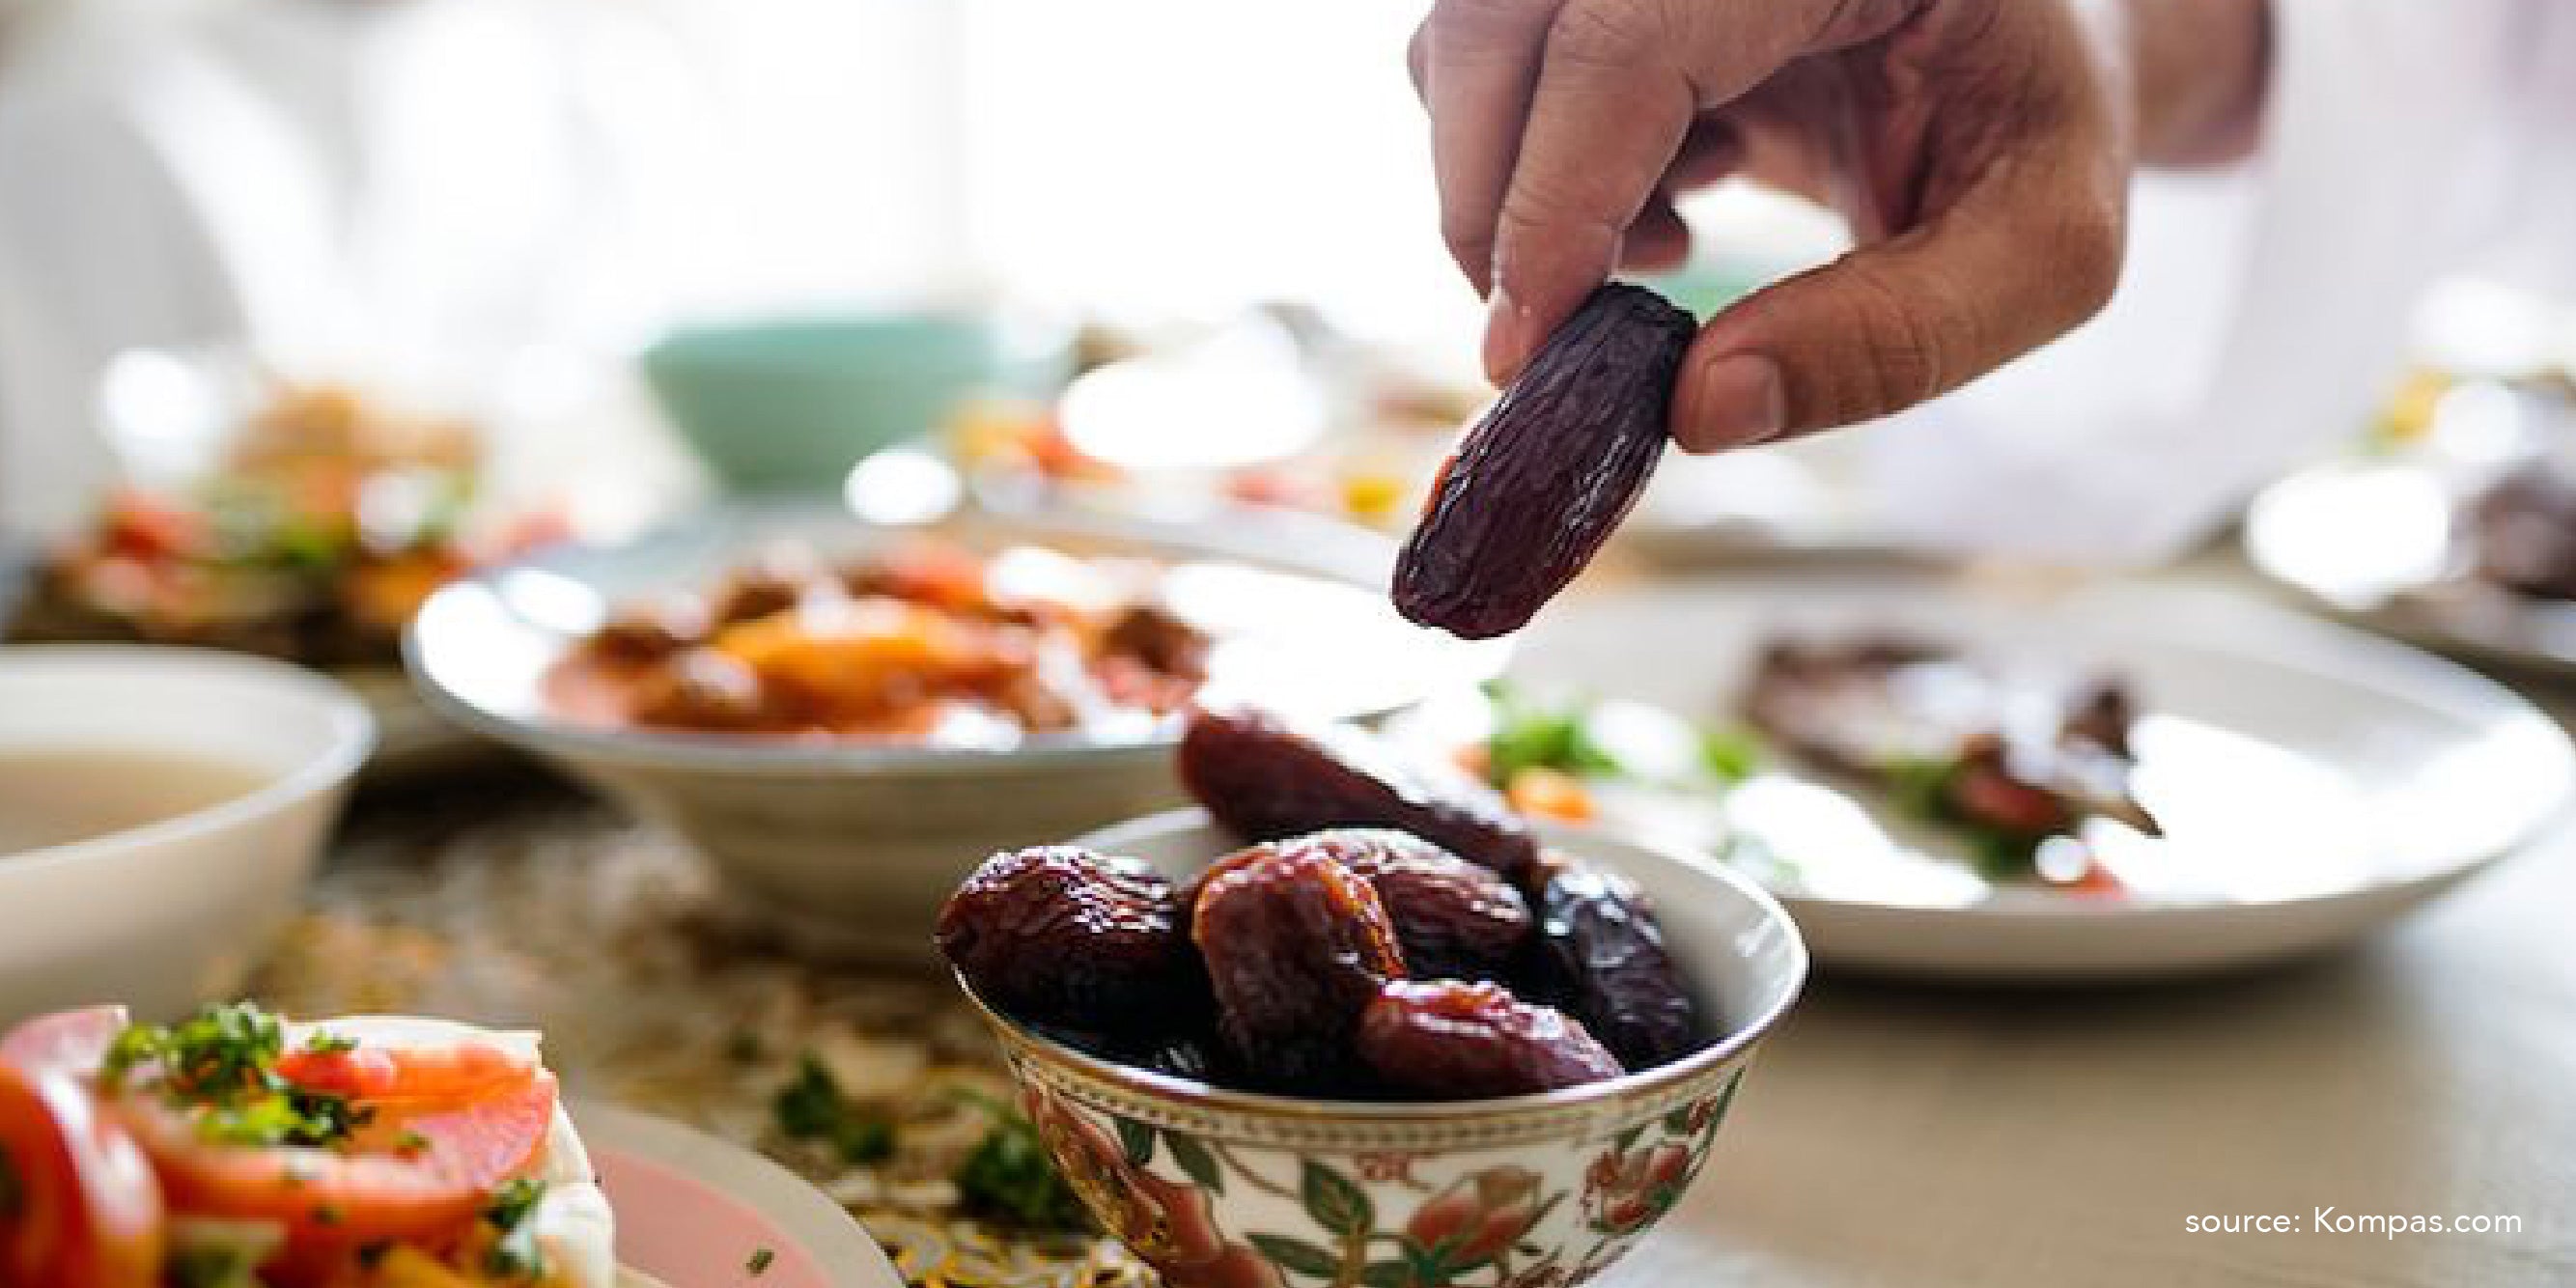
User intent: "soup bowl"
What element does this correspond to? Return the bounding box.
[0,646,373,1023]
[953,810,1807,1288]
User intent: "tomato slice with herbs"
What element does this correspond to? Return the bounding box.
[0,1061,164,1288]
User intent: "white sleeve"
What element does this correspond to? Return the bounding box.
[1849,0,2570,567]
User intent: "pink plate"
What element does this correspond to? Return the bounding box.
[576,1102,903,1288]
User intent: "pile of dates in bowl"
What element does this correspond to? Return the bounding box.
[938,707,1807,1288]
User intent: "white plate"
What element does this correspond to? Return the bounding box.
[2245,460,2576,678]
[1478,577,2573,981]
[575,1102,902,1288]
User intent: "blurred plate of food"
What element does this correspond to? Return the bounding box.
[1393,575,2572,981]
[2,347,565,777]
[406,497,1503,961]
[2245,365,2576,678]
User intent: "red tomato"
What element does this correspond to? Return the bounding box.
[0,1062,165,1288]
[0,1007,128,1077]
[115,1065,557,1263]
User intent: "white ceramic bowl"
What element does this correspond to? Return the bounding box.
[955,810,1806,1288]
[0,646,372,1024]
[407,501,1503,962]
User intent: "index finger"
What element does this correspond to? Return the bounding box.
[1416,0,1567,297]
[1483,0,1831,380]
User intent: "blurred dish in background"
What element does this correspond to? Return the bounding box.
[1399,577,2572,981]
[642,312,1069,495]
[406,498,1502,962]
[2247,364,2576,677]
[1,347,562,775]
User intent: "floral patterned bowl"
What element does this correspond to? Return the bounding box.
[954,810,1808,1288]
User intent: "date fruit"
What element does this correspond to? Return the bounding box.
[1178,707,1540,881]
[1393,283,1696,639]
[1301,829,1532,982]
[1358,980,1624,1099]
[937,846,1192,1033]
[1193,845,1407,1093]
[1524,856,1701,1071]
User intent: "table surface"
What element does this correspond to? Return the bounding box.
[261,590,2576,1288]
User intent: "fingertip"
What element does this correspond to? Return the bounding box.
[1671,350,1784,452]
[1482,288,1538,384]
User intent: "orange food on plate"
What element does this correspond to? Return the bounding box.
[550,539,1214,743]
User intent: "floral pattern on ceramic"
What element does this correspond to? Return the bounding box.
[1009,1053,1750,1288]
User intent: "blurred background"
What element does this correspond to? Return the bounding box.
[5,0,2576,631]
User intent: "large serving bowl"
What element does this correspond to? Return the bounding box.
[0,646,373,1023]
[955,810,1806,1288]
[406,501,1502,961]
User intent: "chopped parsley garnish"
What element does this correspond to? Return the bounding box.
[0,1143,22,1221]
[747,1246,777,1276]
[951,1092,1089,1232]
[481,1177,550,1279]
[772,1056,892,1166]
[101,1002,368,1149]
[1480,680,1622,786]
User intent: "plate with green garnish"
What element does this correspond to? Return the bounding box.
[1396,575,2572,982]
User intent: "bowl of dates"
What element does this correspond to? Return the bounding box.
[936,712,1806,1288]
[408,502,1499,962]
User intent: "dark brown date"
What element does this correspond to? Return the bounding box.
[1358,980,1623,1099]
[1524,856,1701,1071]
[1178,707,1540,882]
[1193,846,1407,1093]
[1299,829,1531,982]
[937,846,1192,1034]
[1393,283,1695,639]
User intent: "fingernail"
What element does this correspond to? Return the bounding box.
[1675,352,1785,450]
[1483,288,1535,385]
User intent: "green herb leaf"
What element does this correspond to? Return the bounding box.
[1246,1233,1341,1279]
[747,1246,776,1276]
[1299,1160,1373,1239]
[481,1177,549,1280]
[772,1055,893,1166]
[1481,682,1622,786]
[1699,724,1766,782]
[954,1110,1090,1232]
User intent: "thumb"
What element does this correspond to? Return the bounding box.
[1668,167,2124,450]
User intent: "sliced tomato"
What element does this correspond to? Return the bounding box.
[273,1034,536,1112]
[0,1062,165,1288]
[0,1006,129,1077]
[116,1066,557,1258]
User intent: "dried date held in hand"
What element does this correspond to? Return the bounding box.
[1178,707,1541,881]
[1393,283,1696,639]
[937,846,1193,1033]
[1525,857,1701,1071]
[1194,846,1408,1094]
[1358,980,1624,1099]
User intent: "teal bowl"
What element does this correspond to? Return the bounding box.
[642,315,1037,493]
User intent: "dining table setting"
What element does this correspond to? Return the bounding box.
[4,303,2575,1288]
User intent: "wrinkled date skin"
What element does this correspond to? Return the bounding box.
[1299,829,1532,982]
[1181,830,1533,985]
[1178,707,1540,882]
[938,846,1194,1034]
[1524,856,1701,1071]
[1193,846,1408,1094]
[1358,980,1624,1099]
[1394,283,1696,639]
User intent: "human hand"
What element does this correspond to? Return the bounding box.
[1410,0,2137,450]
